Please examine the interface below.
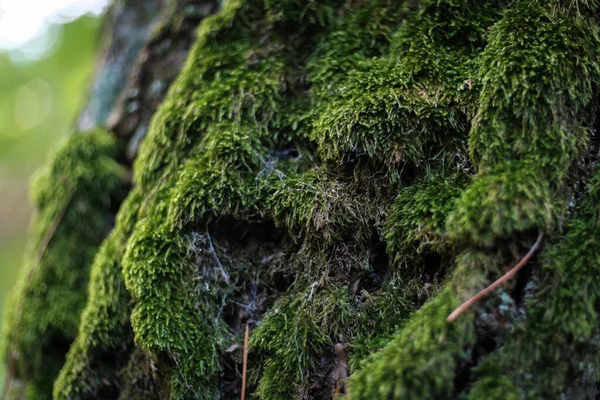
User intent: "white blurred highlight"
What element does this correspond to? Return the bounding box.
[0,0,107,54]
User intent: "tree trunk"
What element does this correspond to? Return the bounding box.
[4,0,600,399]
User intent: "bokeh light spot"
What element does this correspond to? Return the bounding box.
[13,78,53,130]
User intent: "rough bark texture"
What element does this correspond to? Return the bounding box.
[4,0,600,399]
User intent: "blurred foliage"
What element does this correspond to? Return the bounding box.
[0,15,102,388]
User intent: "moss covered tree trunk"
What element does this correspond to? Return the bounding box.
[4,0,600,398]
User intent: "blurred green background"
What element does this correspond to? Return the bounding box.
[0,2,104,389]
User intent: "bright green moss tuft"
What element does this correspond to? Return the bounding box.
[123,190,231,397]
[350,248,505,399]
[134,0,281,191]
[447,161,554,248]
[350,245,512,399]
[350,289,469,399]
[3,130,126,398]
[469,0,600,181]
[310,0,505,169]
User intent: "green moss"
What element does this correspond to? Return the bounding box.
[121,181,233,397]
[350,288,468,399]
[268,170,368,244]
[119,1,375,395]
[308,0,404,89]
[349,248,506,399]
[249,292,331,399]
[310,0,505,169]
[447,161,554,248]
[2,130,126,398]
[118,1,511,397]
[466,216,600,399]
[386,174,468,269]
[469,0,600,181]
[53,192,142,399]
[10,0,600,397]
[134,0,277,191]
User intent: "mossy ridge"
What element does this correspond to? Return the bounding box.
[133,0,342,192]
[469,0,600,182]
[267,168,384,253]
[53,191,142,400]
[447,161,555,249]
[311,0,506,171]
[350,247,517,399]
[464,164,600,399]
[121,0,355,397]
[2,130,127,398]
[51,3,225,397]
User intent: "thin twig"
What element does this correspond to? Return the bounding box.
[447,232,544,323]
[333,343,349,399]
[241,323,250,400]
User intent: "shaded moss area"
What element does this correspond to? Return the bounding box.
[2,130,127,398]
[5,0,600,398]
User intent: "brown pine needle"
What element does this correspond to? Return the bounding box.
[447,232,544,323]
[241,323,250,400]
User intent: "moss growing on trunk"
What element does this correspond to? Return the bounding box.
[3,130,127,397]
[5,0,600,398]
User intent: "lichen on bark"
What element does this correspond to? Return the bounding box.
[4,0,600,399]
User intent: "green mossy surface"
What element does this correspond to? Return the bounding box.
[447,161,554,248]
[52,192,141,399]
[6,0,600,398]
[2,130,127,398]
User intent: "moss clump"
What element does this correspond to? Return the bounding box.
[310,0,505,170]
[350,287,468,399]
[463,165,600,399]
[350,248,506,399]
[2,130,126,398]
[249,292,331,399]
[466,217,600,399]
[469,0,600,181]
[386,174,468,269]
[447,162,554,248]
